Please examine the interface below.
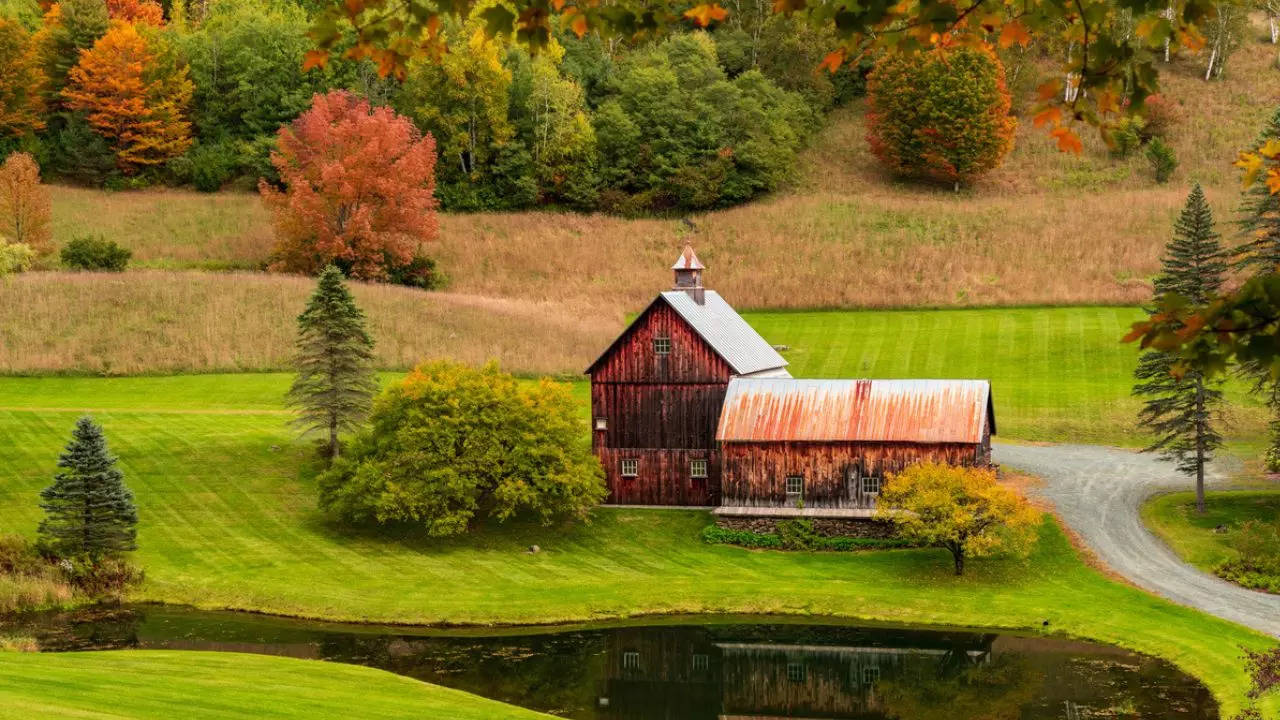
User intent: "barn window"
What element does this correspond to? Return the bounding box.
[622,651,640,670]
[621,459,638,477]
[861,666,880,685]
[690,459,707,478]
[786,662,806,683]
[594,417,607,431]
[653,336,671,355]
[862,474,881,496]
[785,475,804,496]
[692,653,709,671]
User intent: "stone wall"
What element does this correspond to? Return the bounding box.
[715,515,898,539]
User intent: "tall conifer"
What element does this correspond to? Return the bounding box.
[38,416,138,558]
[287,265,378,461]
[1133,183,1226,513]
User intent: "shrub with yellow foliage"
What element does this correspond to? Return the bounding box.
[876,461,1039,575]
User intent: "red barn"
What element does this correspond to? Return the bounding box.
[585,246,789,505]
[586,247,995,515]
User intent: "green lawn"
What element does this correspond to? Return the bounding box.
[748,306,1267,447]
[1143,490,1280,571]
[0,376,1277,716]
[0,650,550,719]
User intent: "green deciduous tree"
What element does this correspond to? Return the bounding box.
[287,265,378,462]
[319,361,605,536]
[866,44,1016,187]
[397,21,535,210]
[875,462,1038,575]
[1133,183,1226,514]
[37,416,138,559]
[33,0,108,97]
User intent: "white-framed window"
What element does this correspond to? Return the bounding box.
[862,474,881,496]
[786,662,805,683]
[594,417,607,431]
[861,666,880,685]
[690,459,708,479]
[622,651,640,670]
[653,336,671,355]
[785,475,804,496]
[621,459,638,477]
[692,653,709,671]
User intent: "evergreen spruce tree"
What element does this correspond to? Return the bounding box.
[38,416,138,558]
[288,265,378,461]
[1133,183,1227,514]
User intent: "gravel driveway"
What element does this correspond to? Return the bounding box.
[993,442,1280,638]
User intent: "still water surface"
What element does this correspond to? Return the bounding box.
[3,606,1217,719]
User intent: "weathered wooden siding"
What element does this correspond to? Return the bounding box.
[589,302,734,385]
[596,448,720,505]
[592,383,725,449]
[590,300,732,506]
[721,441,989,508]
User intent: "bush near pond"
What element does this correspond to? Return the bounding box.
[319,361,605,536]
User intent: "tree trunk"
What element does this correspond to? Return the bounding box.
[950,544,965,575]
[329,412,340,461]
[1195,377,1207,514]
[1271,15,1278,44]
[1205,45,1217,81]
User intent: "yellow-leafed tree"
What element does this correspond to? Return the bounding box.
[62,21,192,173]
[876,462,1039,575]
[0,17,46,140]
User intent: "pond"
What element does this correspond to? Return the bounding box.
[2,606,1217,719]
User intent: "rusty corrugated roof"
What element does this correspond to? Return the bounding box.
[716,378,994,444]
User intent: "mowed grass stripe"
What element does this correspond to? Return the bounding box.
[0,651,552,719]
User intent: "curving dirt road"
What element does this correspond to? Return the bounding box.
[993,442,1280,638]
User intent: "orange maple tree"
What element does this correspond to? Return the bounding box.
[62,21,192,173]
[0,152,52,256]
[0,18,47,139]
[105,0,164,26]
[260,90,439,283]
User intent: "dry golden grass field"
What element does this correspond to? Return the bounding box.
[47,23,1280,313]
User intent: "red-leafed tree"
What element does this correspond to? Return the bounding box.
[260,90,439,284]
[865,44,1016,188]
[105,0,164,25]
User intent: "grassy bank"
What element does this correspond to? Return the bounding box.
[39,34,1280,313]
[0,650,551,719]
[1144,490,1280,587]
[0,377,1276,716]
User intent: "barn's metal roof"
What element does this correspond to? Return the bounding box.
[584,290,789,376]
[716,378,994,444]
[660,291,788,376]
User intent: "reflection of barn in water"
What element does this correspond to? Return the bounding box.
[599,625,995,719]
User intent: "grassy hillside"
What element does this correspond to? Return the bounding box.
[40,26,1280,314]
[0,651,552,719]
[0,377,1275,716]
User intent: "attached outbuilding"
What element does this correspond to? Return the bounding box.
[715,378,995,511]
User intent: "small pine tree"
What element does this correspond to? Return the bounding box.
[1145,137,1177,184]
[1133,183,1227,513]
[38,416,138,558]
[287,265,378,461]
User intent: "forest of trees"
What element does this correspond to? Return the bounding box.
[0,0,867,213]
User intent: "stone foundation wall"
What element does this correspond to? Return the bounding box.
[715,515,898,539]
